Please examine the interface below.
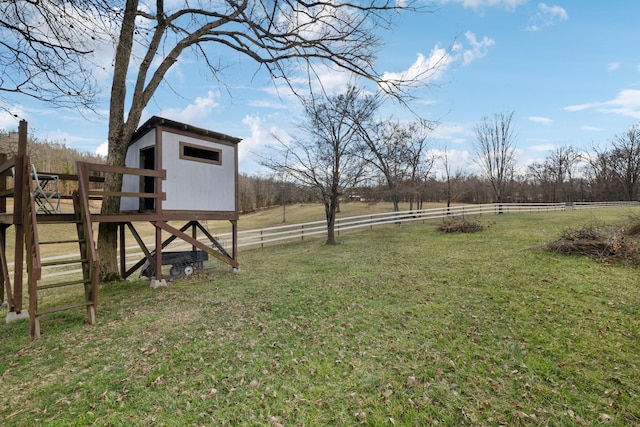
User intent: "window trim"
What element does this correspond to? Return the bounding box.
[179,141,222,165]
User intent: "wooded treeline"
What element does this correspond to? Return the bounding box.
[240,122,640,213]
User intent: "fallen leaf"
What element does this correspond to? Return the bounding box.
[600,413,613,422]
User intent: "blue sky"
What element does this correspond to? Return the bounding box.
[2,0,640,176]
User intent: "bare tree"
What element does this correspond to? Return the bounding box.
[609,124,640,201]
[0,0,112,111]
[528,145,581,203]
[584,145,619,201]
[582,125,640,202]
[357,118,433,212]
[264,85,376,245]
[440,148,465,210]
[399,120,435,211]
[527,160,553,202]
[473,111,518,208]
[547,145,581,202]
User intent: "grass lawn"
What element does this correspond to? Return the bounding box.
[1,207,639,426]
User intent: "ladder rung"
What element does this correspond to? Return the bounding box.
[41,258,87,267]
[40,239,84,245]
[36,301,94,317]
[35,217,82,224]
[38,279,90,290]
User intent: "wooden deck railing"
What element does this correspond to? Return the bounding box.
[75,161,166,221]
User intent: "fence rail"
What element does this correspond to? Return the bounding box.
[24,201,640,280]
[231,201,640,249]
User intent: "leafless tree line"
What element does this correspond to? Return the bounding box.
[255,100,640,225]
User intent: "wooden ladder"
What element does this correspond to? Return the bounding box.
[26,191,98,338]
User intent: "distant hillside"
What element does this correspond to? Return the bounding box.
[0,129,105,194]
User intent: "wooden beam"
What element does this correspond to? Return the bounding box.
[154,221,239,268]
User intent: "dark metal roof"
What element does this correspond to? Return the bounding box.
[132,115,242,144]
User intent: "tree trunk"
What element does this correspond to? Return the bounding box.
[325,193,339,245]
[97,222,120,282]
[97,121,134,282]
[96,0,138,282]
[392,195,400,212]
[97,151,127,282]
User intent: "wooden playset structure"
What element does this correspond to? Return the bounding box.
[0,117,241,338]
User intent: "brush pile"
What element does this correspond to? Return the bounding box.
[439,219,484,233]
[544,217,640,264]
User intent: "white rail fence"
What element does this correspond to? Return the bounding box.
[30,201,640,281]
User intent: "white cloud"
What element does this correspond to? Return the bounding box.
[529,143,556,152]
[442,0,526,11]
[262,31,491,108]
[526,3,568,32]
[96,141,108,157]
[429,148,474,178]
[564,103,590,113]
[381,31,493,94]
[607,62,621,72]
[462,31,495,66]
[528,116,553,125]
[308,67,354,95]
[239,114,284,174]
[0,109,23,130]
[248,99,289,109]
[432,122,475,145]
[381,44,461,91]
[261,62,356,102]
[582,125,603,131]
[564,89,640,119]
[158,91,220,126]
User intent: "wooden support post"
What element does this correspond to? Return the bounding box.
[154,224,162,280]
[231,220,238,264]
[119,223,126,277]
[191,221,197,252]
[0,226,9,308]
[12,120,28,314]
[0,153,4,305]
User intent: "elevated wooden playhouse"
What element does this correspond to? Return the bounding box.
[0,117,241,338]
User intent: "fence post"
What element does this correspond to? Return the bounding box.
[301,225,304,241]
[260,230,264,249]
